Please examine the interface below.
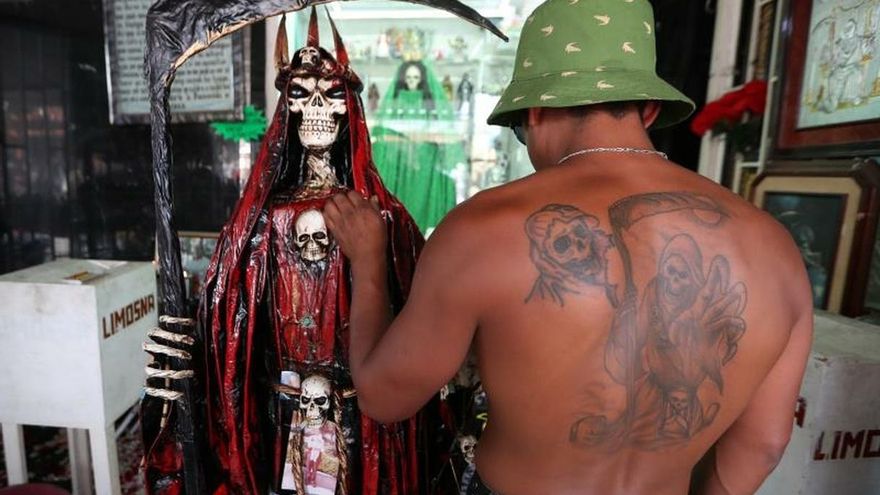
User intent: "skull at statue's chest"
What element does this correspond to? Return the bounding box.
[299,375,332,428]
[294,209,331,262]
[288,73,347,150]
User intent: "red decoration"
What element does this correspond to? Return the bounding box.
[690,80,768,136]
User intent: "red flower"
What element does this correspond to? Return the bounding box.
[690,80,768,136]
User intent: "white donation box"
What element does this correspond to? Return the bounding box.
[0,259,156,494]
[757,311,880,495]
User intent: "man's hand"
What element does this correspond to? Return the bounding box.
[323,190,387,267]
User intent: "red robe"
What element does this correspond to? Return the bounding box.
[196,87,424,494]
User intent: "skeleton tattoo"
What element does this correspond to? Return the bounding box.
[525,204,615,306]
[525,192,747,450]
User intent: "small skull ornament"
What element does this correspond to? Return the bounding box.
[298,46,320,67]
[295,209,330,262]
[287,69,347,150]
[458,435,477,464]
[300,374,332,428]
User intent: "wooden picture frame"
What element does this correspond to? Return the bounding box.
[752,160,880,316]
[770,0,880,158]
[155,231,219,302]
[177,231,219,300]
[732,161,761,200]
[751,0,777,82]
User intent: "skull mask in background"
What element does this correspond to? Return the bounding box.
[404,65,422,91]
[300,374,332,428]
[294,209,330,262]
[287,47,348,150]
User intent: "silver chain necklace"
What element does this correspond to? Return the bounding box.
[556,147,668,165]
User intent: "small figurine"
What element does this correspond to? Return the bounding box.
[442,75,454,102]
[456,72,474,115]
[367,82,380,113]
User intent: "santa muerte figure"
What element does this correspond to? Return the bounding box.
[201,12,428,494]
[141,4,505,493]
[140,1,505,492]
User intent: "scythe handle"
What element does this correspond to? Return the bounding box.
[147,82,207,495]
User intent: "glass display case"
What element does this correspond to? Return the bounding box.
[287,2,532,234]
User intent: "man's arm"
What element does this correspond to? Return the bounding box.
[324,191,479,423]
[696,292,813,494]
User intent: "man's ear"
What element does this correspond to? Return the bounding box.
[527,107,544,128]
[641,101,661,129]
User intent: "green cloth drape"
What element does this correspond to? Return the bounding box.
[371,63,467,233]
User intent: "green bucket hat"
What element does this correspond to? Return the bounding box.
[487,0,695,129]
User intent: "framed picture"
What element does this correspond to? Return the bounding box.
[178,231,219,300]
[752,160,880,315]
[863,226,880,313]
[751,0,777,81]
[771,0,880,158]
[102,0,248,124]
[155,231,219,302]
[732,161,761,199]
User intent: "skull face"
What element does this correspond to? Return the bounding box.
[404,65,422,91]
[667,389,690,416]
[298,46,320,68]
[545,219,597,275]
[662,255,693,298]
[288,73,347,150]
[458,435,477,464]
[295,210,331,262]
[300,375,332,428]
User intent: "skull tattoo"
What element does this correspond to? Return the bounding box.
[525,204,613,304]
[295,209,331,262]
[300,374,332,428]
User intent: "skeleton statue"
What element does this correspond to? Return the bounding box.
[155,10,427,494]
[140,1,506,493]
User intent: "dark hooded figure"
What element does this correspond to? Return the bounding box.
[144,10,428,495]
[628,234,745,447]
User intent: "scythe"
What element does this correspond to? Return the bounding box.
[140,1,505,493]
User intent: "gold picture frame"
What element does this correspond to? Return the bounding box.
[752,161,880,315]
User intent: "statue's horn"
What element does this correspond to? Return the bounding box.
[274,13,289,70]
[325,8,349,67]
[307,7,320,47]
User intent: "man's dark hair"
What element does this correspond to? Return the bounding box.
[566,101,646,120]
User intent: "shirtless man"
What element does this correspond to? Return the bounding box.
[323,0,812,493]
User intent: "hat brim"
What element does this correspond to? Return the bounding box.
[487,69,695,130]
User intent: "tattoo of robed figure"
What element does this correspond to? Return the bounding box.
[524,193,747,450]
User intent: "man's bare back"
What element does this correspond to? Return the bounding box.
[324,3,813,491]
[433,156,813,494]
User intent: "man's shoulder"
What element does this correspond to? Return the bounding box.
[439,183,526,230]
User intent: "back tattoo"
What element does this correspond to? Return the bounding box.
[524,192,747,450]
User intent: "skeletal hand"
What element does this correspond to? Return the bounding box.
[323,190,387,267]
